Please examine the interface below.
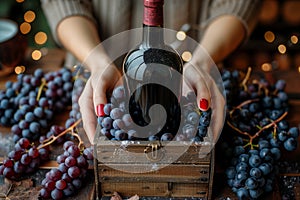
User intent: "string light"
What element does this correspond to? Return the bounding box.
[24,10,36,23]
[20,22,31,34]
[264,31,275,43]
[278,44,286,54]
[35,32,48,45]
[32,50,42,60]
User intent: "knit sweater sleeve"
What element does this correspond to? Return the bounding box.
[40,0,95,45]
[206,0,262,37]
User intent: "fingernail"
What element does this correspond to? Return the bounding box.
[199,98,209,111]
[96,104,105,117]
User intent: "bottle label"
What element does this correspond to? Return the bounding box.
[143,0,163,26]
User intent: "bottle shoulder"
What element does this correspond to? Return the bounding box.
[124,44,183,68]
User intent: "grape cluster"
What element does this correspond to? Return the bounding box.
[0,68,74,142]
[177,93,212,142]
[220,68,300,199]
[0,138,49,179]
[98,86,211,142]
[0,66,94,200]
[39,141,93,199]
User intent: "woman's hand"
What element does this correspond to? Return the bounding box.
[78,62,122,145]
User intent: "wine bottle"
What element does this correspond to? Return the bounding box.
[123,0,183,139]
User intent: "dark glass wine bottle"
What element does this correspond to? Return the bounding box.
[123,0,183,139]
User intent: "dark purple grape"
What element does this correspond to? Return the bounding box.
[103,103,113,115]
[160,133,173,141]
[83,148,93,160]
[56,179,67,190]
[65,156,77,167]
[51,188,63,200]
[110,108,124,120]
[67,166,80,179]
[284,137,297,151]
[67,145,80,157]
[112,86,125,101]
[39,188,51,199]
[72,178,82,189]
[63,183,76,197]
[76,155,88,168]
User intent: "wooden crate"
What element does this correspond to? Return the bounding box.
[93,129,215,199]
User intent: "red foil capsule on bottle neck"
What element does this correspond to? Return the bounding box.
[143,0,164,26]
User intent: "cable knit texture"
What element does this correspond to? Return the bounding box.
[41,0,261,45]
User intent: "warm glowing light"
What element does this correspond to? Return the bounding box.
[20,22,31,34]
[24,11,35,23]
[16,0,24,3]
[264,31,275,43]
[182,51,192,62]
[35,32,47,45]
[261,63,272,72]
[15,65,26,74]
[176,31,186,41]
[298,66,300,73]
[32,50,42,60]
[291,35,298,44]
[278,44,286,54]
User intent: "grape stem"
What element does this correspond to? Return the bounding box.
[229,98,259,118]
[240,67,252,91]
[36,78,47,101]
[37,119,82,150]
[227,111,288,149]
[0,182,12,199]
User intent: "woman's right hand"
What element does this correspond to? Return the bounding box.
[78,61,122,145]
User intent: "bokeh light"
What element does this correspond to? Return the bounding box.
[35,32,48,45]
[14,65,26,74]
[181,51,192,62]
[176,31,186,41]
[24,11,36,23]
[278,44,286,54]
[20,22,31,34]
[264,31,275,43]
[261,63,272,72]
[32,50,42,60]
[16,0,24,3]
[291,35,298,44]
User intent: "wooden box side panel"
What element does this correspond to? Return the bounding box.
[100,182,209,198]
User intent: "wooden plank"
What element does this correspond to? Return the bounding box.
[171,183,209,198]
[97,164,210,183]
[100,182,209,198]
[95,134,212,165]
[100,182,169,197]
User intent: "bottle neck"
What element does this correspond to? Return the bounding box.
[143,0,164,47]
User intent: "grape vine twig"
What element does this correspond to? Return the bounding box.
[227,111,288,149]
[37,119,83,150]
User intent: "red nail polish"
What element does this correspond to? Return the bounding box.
[199,98,208,111]
[96,104,105,117]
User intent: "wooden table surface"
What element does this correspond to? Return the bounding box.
[1,48,300,200]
